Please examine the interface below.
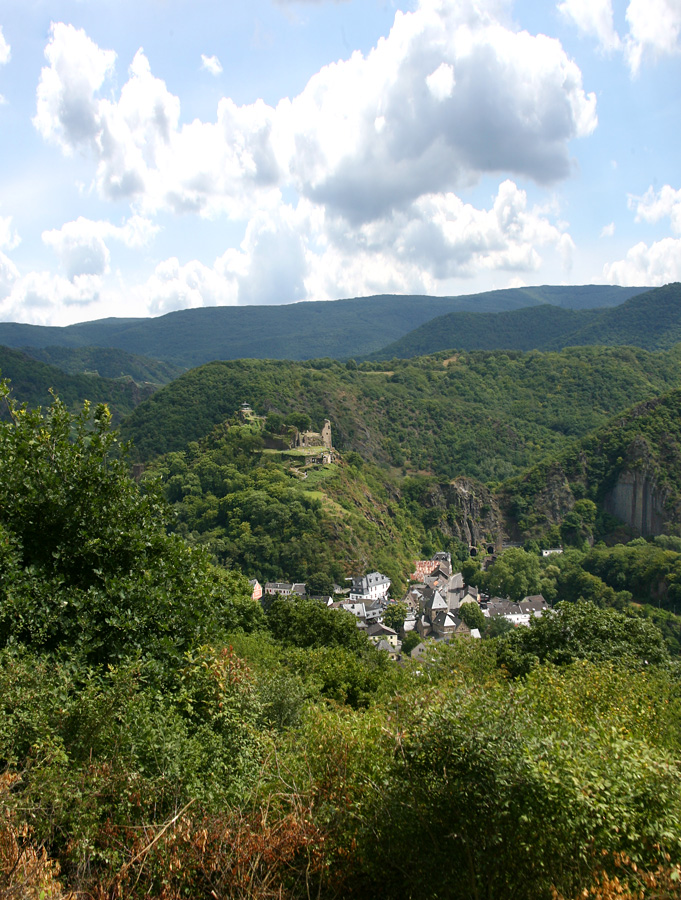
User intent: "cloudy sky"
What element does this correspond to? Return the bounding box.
[0,0,679,326]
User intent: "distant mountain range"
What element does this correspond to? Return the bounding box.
[0,285,649,367]
[373,283,681,358]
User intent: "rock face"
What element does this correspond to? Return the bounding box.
[424,477,504,549]
[603,469,667,536]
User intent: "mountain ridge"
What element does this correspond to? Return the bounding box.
[0,285,649,367]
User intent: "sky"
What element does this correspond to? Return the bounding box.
[0,0,680,327]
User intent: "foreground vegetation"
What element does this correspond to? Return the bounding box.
[1,385,681,900]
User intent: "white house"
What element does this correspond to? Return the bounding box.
[350,571,391,602]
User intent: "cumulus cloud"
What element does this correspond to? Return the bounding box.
[34,4,595,225]
[0,26,10,66]
[200,54,223,76]
[625,0,681,74]
[0,26,11,104]
[604,182,681,284]
[279,2,597,222]
[300,179,575,301]
[604,237,681,284]
[0,216,20,251]
[558,0,681,74]
[631,184,681,233]
[42,215,158,279]
[34,23,116,153]
[0,252,19,301]
[600,222,615,237]
[558,0,621,52]
[141,257,238,315]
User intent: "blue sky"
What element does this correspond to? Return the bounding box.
[0,0,680,326]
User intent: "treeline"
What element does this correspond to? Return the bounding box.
[2,387,681,900]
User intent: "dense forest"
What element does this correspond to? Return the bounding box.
[0,284,647,366]
[373,282,681,359]
[2,384,681,900]
[122,344,681,481]
[0,345,164,422]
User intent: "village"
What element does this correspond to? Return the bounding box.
[249,550,549,661]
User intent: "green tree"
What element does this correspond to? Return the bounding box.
[458,601,486,632]
[486,547,546,601]
[496,600,669,678]
[0,383,260,671]
[383,601,408,632]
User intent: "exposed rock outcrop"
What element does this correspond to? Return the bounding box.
[423,477,504,549]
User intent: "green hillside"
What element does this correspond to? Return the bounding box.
[121,345,681,484]
[374,283,681,358]
[501,386,681,542]
[0,345,161,421]
[0,285,647,366]
[145,420,469,594]
[22,345,184,384]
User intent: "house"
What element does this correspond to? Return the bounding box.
[483,597,527,626]
[264,582,294,596]
[519,595,548,618]
[264,582,306,597]
[367,622,399,648]
[410,551,452,581]
[350,571,391,602]
[249,579,263,601]
[375,639,400,660]
[342,601,367,622]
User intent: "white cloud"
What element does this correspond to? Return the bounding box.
[558,0,681,74]
[140,257,237,315]
[42,215,158,279]
[426,62,456,101]
[631,184,681,233]
[201,54,223,76]
[217,208,308,305]
[0,252,19,301]
[625,0,681,74]
[301,179,575,300]
[0,26,11,104]
[0,216,20,251]
[34,23,116,153]
[0,26,10,66]
[604,237,681,284]
[558,0,621,52]
[279,2,597,222]
[0,270,105,326]
[34,5,596,225]
[600,221,615,237]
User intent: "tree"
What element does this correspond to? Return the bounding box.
[401,630,422,654]
[458,601,486,632]
[383,601,408,632]
[496,600,669,678]
[0,383,260,671]
[485,547,552,602]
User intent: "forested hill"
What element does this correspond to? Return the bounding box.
[501,386,681,541]
[19,345,184,384]
[373,282,681,358]
[0,345,162,421]
[121,345,681,482]
[0,285,647,367]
